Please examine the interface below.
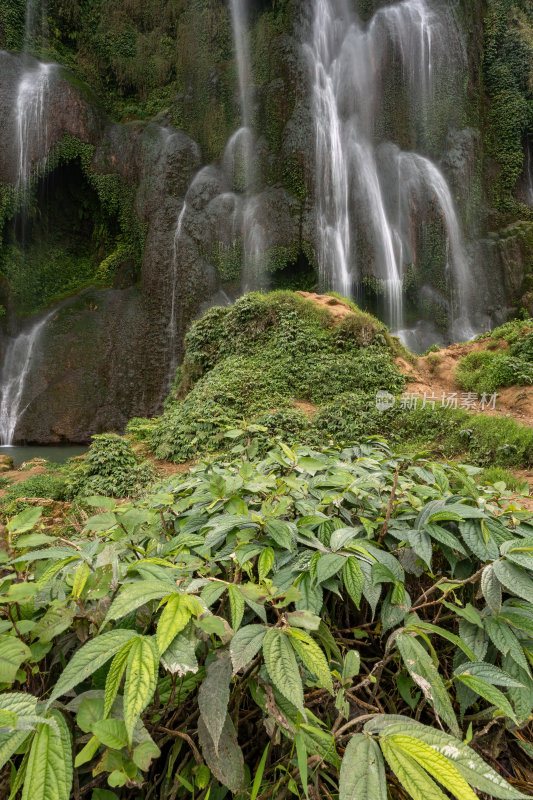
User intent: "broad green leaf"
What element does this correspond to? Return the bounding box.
[454,661,524,688]
[295,573,323,615]
[286,629,333,693]
[339,734,386,800]
[47,630,138,707]
[404,620,476,662]
[285,610,321,631]
[74,735,99,768]
[295,731,309,799]
[103,580,175,625]
[396,633,459,736]
[366,717,528,799]
[161,627,199,676]
[84,512,117,532]
[77,697,104,733]
[485,617,529,671]
[133,739,160,771]
[258,548,274,580]
[198,651,232,756]
[265,519,293,550]
[481,564,502,614]
[230,624,266,674]
[156,594,193,655]
[380,737,448,800]
[124,636,158,746]
[104,641,133,719]
[263,628,304,714]
[197,713,244,793]
[493,560,533,605]
[388,734,478,800]
[0,729,31,771]
[72,562,90,599]
[459,520,499,561]
[7,507,42,534]
[91,719,128,750]
[22,710,72,800]
[342,557,364,609]
[454,674,518,722]
[0,636,31,683]
[342,650,360,683]
[228,585,245,632]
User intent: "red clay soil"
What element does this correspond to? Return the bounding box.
[296,291,355,323]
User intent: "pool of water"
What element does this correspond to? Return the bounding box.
[0,446,88,467]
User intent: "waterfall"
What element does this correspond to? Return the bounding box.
[307,0,470,340]
[527,143,533,207]
[167,201,188,384]
[0,313,52,445]
[229,0,265,290]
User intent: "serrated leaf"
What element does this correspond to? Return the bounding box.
[124,636,158,746]
[0,729,31,771]
[7,507,42,534]
[71,562,90,599]
[405,620,476,662]
[230,624,266,673]
[343,557,364,609]
[0,636,31,683]
[485,617,529,671]
[133,739,160,771]
[342,650,360,682]
[263,628,304,714]
[198,713,244,793]
[91,719,128,750]
[286,610,321,631]
[459,520,499,561]
[315,553,345,584]
[481,564,502,613]
[388,734,479,800]
[365,717,528,799]
[454,661,524,688]
[103,580,174,625]
[454,674,518,722]
[198,651,232,756]
[22,710,72,800]
[339,734,386,800]
[104,641,133,719]
[156,594,193,655]
[228,585,245,631]
[493,560,533,605]
[47,630,138,707]
[77,697,104,733]
[286,629,333,693]
[295,573,323,615]
[396,633,459,736]
[161,626,198,676]
[258,547,274,580]
[380,737,449,800]
[265,519,293,550]
[73,735,99,768]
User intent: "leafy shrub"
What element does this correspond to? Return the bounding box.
[1,442,532,799]
[456,350,533,393]
[64,433,154,498]
[3,472,68,503]
[480,466,530,494]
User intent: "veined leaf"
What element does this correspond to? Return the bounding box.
[339,734,387,800]
[0,729,31,771]
[396,633,459,736]
[485,617,529,671]
[493,560,533,605]
[366,717,529,799]
[343,557,364,609]
[230,624,266,674]
[156,593,201,655]
[103,580,175,625]
[286,629,333,693]
[104,641,134,719]
[124,636,159,746]
[0,636,31,683]
[22,710,72,800]
[454,674,518,723]
[263,628,304,714]
[481,564,502,614]
[228,585,245,631]
[74,735,99,768]
[258,548,274,581]
[454,661,525,688]
[315,553,345,584]
[404,620,476,662]
[7,507,42,534]
[387,734,478,800]
[47,630,138,707]
[198,651,232,756]
[197,713,244,793]
[91,719,128,750]
[71,562,90,599]
[161,626,199,676]
[380,737,449,800]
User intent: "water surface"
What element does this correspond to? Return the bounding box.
[0,446,87,468]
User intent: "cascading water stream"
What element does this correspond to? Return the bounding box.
[229,0,265,289]
[527,143,533,207]
[0,312,53,445]
[307,0,471,340]
[167,201,187,385]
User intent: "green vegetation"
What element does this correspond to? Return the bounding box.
[480,465,530,494]
[143,292,405,462]
[483,0,533,219]
[1,440,532,799]
[456,326,533,394]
